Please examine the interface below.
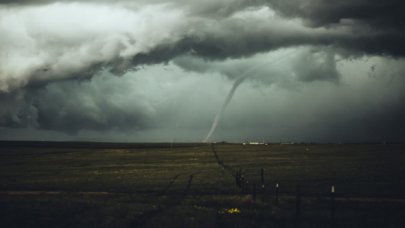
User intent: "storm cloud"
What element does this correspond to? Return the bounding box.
[1,0,405,142]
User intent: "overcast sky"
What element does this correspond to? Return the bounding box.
[0,0,404,142]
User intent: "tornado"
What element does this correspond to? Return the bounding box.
[203,50,297,142]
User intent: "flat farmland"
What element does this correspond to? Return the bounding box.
[0,142,404,227]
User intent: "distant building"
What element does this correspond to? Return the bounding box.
[242,141,266,145]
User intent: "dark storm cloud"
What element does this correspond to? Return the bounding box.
[4,0,403,31]
[267,0,405,56]
[125,0,405,73]
[268,0,405,28]
[1,0,405,142]
[1,0,404,94]
[167,0,405,57]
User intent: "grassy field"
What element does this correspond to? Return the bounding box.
[0,141,404,227]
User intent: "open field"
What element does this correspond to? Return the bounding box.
[0,141,405,227]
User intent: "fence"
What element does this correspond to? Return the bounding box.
[211,143,338,227]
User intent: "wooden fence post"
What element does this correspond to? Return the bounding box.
[275,182,279,206]
[260,168,265,202]
[330,185,336,228]
[235,170,241,188]
[260,168,264,188]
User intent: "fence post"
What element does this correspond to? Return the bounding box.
[235,170,240,188]
[239,168,244,194]
[275,182,279,206]
[260,168,265,202]
[260,168,264,188]
[330,185,335,228]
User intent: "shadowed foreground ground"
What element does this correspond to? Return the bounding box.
[0,141,404,227]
